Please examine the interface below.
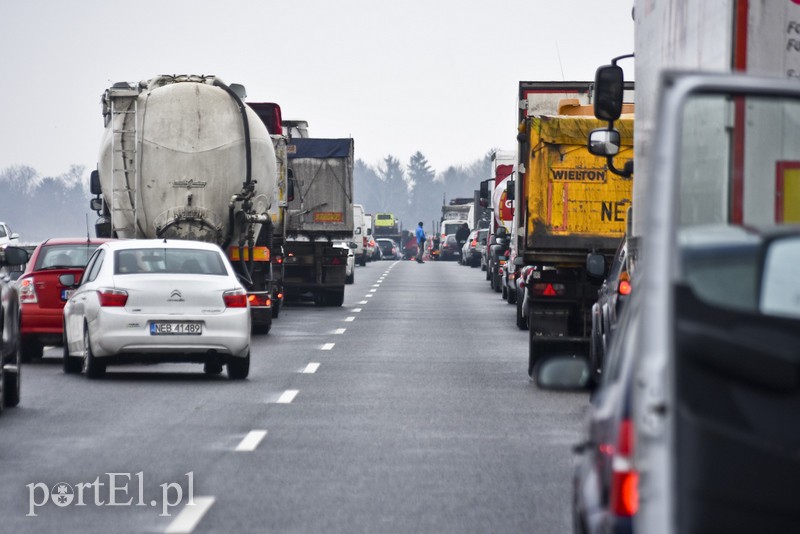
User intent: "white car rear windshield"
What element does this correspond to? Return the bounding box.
[115,249,228,276]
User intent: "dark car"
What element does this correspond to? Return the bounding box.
[376,238,399,260]
[588,235,631,385]
[438,234,460,261]
[0,246,30,412]
[461,229,487,267]
[488,227,510,292]
[18,238,110,360]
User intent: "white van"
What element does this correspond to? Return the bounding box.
[352,204,367,266]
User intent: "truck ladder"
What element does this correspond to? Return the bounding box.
[108,87,140,237]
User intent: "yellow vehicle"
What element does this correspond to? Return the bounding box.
[514,82,633,376]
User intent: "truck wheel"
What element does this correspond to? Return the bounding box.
[346,270,354,284]
[508,285,517,305]
[493,272,502,293]
[325,290,344,307]
[62,327,82,374]
[227,351,250,380]
[83,326,106,379]
[528,334,538,378]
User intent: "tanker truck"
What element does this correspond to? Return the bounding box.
[89,75,277,333]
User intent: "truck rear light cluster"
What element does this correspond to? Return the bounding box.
[97,288,128,307]
[324,256,343,266]
[18,277,38,304]
[531,283,566,296]
[609,418,639,517]
[273,255,283,264]
[224,288,248,308]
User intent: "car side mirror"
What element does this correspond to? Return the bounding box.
[586,252,606,278]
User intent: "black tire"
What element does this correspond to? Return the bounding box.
[20,337,42,363]
[62,326,81,374]
[3,333,21,408]
[227,351,250,380]
[492,271,502,293]
[82,326,106,379]
[507,284,517,304]
[501,283,508,300]
[528,329,539,379]
[346,270,354,284]
[204,362,223,375]
[252,318,272,335]
[516,296,528,330]
[271,301,281,319]
[325,289,345,307]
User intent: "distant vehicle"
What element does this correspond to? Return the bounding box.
[589,235,631,385]
[461,229,487,267]
[0,246,30,412]
[376,238,398,260]
[17,238,110,361]
[353,204,367,266]
[62,239,251,379]
[439,235,460,261]
[0,222,19,247]
[373,213,398,235]
[333,241,356,284]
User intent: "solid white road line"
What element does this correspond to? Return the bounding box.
[277,390,299,404]
[334,328,346,334]
[235,430,268,452]
[321,342,336,350]
[165,496,215,534]
[302,362,320,374]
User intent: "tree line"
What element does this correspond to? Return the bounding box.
[0,150,493,243]
[354,151,493,233]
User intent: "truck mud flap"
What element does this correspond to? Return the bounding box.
[528,337,588,379]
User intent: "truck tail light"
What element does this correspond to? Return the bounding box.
[273,254,283,264]
[609,418,639,517]
[531,283,565,296]
[97,288,128,307]
[324,256,343,266]
[224,288,248,308]
[18,277,38,304]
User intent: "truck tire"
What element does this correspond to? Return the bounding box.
[227,351,250,380]
[516,297,528,330]
[492,271,502,293]
[346,270,354,284]
[324,290,345,307]
[507,284,517,304]
[528,331,538,378]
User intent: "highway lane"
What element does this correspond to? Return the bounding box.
[0,258,588,533]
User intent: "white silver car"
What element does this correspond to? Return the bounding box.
[62,240,251,379]
[333,241,356,284]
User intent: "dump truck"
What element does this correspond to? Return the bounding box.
[90,75,277,333]
[515,82,633,376]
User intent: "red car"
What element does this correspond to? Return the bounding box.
[18,238,110,360]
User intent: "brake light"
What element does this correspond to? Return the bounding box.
[531,283,565,296]
[324,256,343,266]
[224,289,248,308]
[470,239,477,247]
[363,237,368,247]
[273,255,283,264]
[609,418,638,517]
[97,288,128,307]
[618,272,632,296]
[18,277,37,304]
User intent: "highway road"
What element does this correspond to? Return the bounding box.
[0,259,588,533]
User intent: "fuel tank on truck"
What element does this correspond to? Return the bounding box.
[97,75,276,244]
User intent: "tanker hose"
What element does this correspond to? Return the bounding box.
[213,79,252,186]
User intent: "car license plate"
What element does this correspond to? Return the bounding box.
[150,322,202,335]
[61,289,74,301]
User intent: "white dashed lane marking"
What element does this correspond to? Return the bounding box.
[302,362,320,374]
[165,496,215,534]
[277,390,299,404]
[321,343,336,350]
[365,294,373,298]
[353,308,362,312]
[334,328,346,334]
[235,430,268,452]
[358,300,368,304]
[344,317,355,322]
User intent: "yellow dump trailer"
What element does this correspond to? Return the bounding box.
[522,106,634,257]
[514,90,634,376]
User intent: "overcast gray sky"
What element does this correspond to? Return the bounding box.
[0,0,634,179]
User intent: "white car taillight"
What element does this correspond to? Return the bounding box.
[18,277,37,304]
[97,288,128,307]
[223,288,248,308]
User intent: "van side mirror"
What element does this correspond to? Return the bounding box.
[586,252,606,278]
[588,129,621,157]
[479,180,490,208]
[594,64,625,122]
[506,180,515,201]
[90,198,103,212]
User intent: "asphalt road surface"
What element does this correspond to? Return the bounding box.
[0,258,588,533]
